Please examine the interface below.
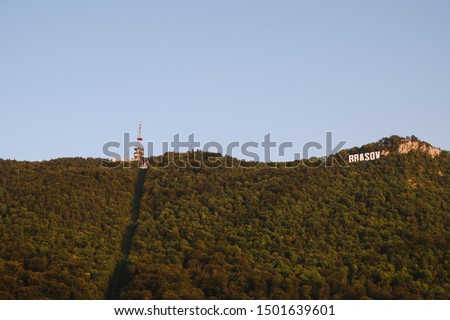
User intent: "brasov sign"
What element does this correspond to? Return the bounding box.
[348,151,381,163]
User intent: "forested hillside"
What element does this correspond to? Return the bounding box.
[0,158,136,298]
[123,149,449,299]
[0,138,449,299]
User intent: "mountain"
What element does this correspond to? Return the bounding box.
[0,136,448,299]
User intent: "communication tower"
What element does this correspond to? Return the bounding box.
[133,122,146,168]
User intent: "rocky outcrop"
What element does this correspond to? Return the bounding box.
[397,140,441,158]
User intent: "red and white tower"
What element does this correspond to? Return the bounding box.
[133,121,145,167]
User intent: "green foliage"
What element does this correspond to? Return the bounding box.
[0,158,136,299]
[0,147,449,300]
[123,150,450,299]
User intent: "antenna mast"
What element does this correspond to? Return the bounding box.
[137,121,143,143]
[134,121,146,168]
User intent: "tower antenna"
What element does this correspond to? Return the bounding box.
[137,121,143,143]
[134,121,146,168]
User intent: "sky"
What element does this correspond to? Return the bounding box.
[1,0,449,161]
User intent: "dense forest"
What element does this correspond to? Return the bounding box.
[0,137,449,299]
[0,158,136,298]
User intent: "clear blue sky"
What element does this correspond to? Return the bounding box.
[1,0,449,160]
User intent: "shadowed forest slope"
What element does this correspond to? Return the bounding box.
[106,169,147,299]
